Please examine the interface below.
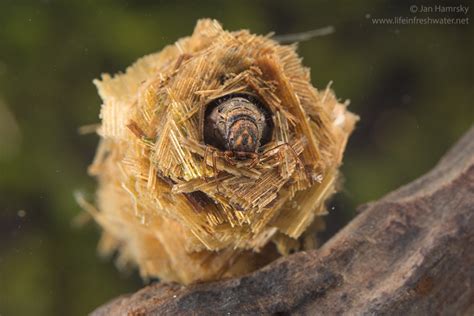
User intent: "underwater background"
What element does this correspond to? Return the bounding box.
[0,1,472,315]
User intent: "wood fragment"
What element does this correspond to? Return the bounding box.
[92,126,474,316]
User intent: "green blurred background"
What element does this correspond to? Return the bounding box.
[0,0,472,315]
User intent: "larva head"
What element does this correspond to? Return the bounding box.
[204,94,273,154]
[90,19,358,283]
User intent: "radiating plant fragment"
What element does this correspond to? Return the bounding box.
[84,19,358,284]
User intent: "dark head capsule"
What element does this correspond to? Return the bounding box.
[204,94,273,155]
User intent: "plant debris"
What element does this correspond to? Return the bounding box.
[85,19,357,284]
